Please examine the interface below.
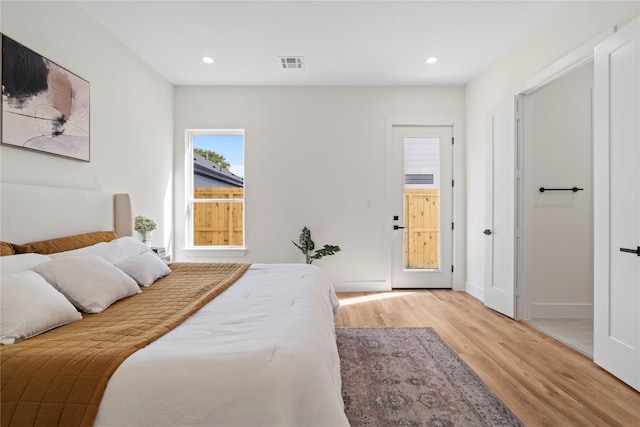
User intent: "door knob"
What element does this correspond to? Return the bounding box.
[483,229,492,235]
[620,246,640,256]
[394,225,405,230]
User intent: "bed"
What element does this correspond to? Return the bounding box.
[0,183,349,427]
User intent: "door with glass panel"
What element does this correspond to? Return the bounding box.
[391,125,453,288]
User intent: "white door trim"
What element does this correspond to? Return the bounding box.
[516,28,614,96]
[384,118,465,291]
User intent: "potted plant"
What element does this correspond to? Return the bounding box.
[134,215,156,246]
[292,226,341,264]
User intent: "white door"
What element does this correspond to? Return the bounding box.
[593,17,640,391]
[484,101,517,317]
[391,125,453,288]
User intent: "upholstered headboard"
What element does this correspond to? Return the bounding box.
[0,183,132,244]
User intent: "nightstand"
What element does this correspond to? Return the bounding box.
[152,247,171,263]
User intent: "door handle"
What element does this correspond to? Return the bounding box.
[394,225,405,230]
[620,246,640,256]
[483,229,492,235]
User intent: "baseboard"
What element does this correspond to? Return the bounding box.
[531,303,593,319]
[333,281,391,292]
[465,281,484,302]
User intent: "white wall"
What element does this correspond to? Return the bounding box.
[174,86,464,288]
[465,1,640,297]
[0,1,174,249]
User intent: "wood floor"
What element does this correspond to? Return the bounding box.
[334,290,640,427]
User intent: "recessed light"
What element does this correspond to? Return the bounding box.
[425,57,438,65]
[202,56,215,64]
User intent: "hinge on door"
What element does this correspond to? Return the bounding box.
[451,137,454,145]
[452,179,454,187]
[451,265,454,273]
[451,222,454,230]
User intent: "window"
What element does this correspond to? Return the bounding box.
[186,130,245,248]
[404,174,434,185]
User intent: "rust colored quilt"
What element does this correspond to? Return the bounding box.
[1,262,251,427]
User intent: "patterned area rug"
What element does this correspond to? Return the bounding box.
[337,327,524,427]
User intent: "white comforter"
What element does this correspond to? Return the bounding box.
[95,264,348,427]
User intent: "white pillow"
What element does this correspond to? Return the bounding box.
[49,236,152,264]
[116,252,171,287]
[0,253,51,275]
[34,255,141,313]
[0,271,82,345]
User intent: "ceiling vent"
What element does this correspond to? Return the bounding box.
[280,56,304,69]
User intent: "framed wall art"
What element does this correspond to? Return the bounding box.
[1,34,90,162]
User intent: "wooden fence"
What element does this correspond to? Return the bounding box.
[192,186,438,262]
[404,188,440,269]
[193,187,244,246]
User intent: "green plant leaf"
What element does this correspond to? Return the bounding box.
[312,244,341,260]
[292,226,340,264]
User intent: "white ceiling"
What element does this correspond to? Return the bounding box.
[77,0,560,86]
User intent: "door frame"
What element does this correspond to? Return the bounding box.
[514,28,613,320]
[384,118,465,291]
[391,125,453,288]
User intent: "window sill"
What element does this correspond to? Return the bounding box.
[182,247,247,257]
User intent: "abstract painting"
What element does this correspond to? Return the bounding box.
[2,35,90,161]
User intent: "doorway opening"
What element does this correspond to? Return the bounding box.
[518,61,595,357]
